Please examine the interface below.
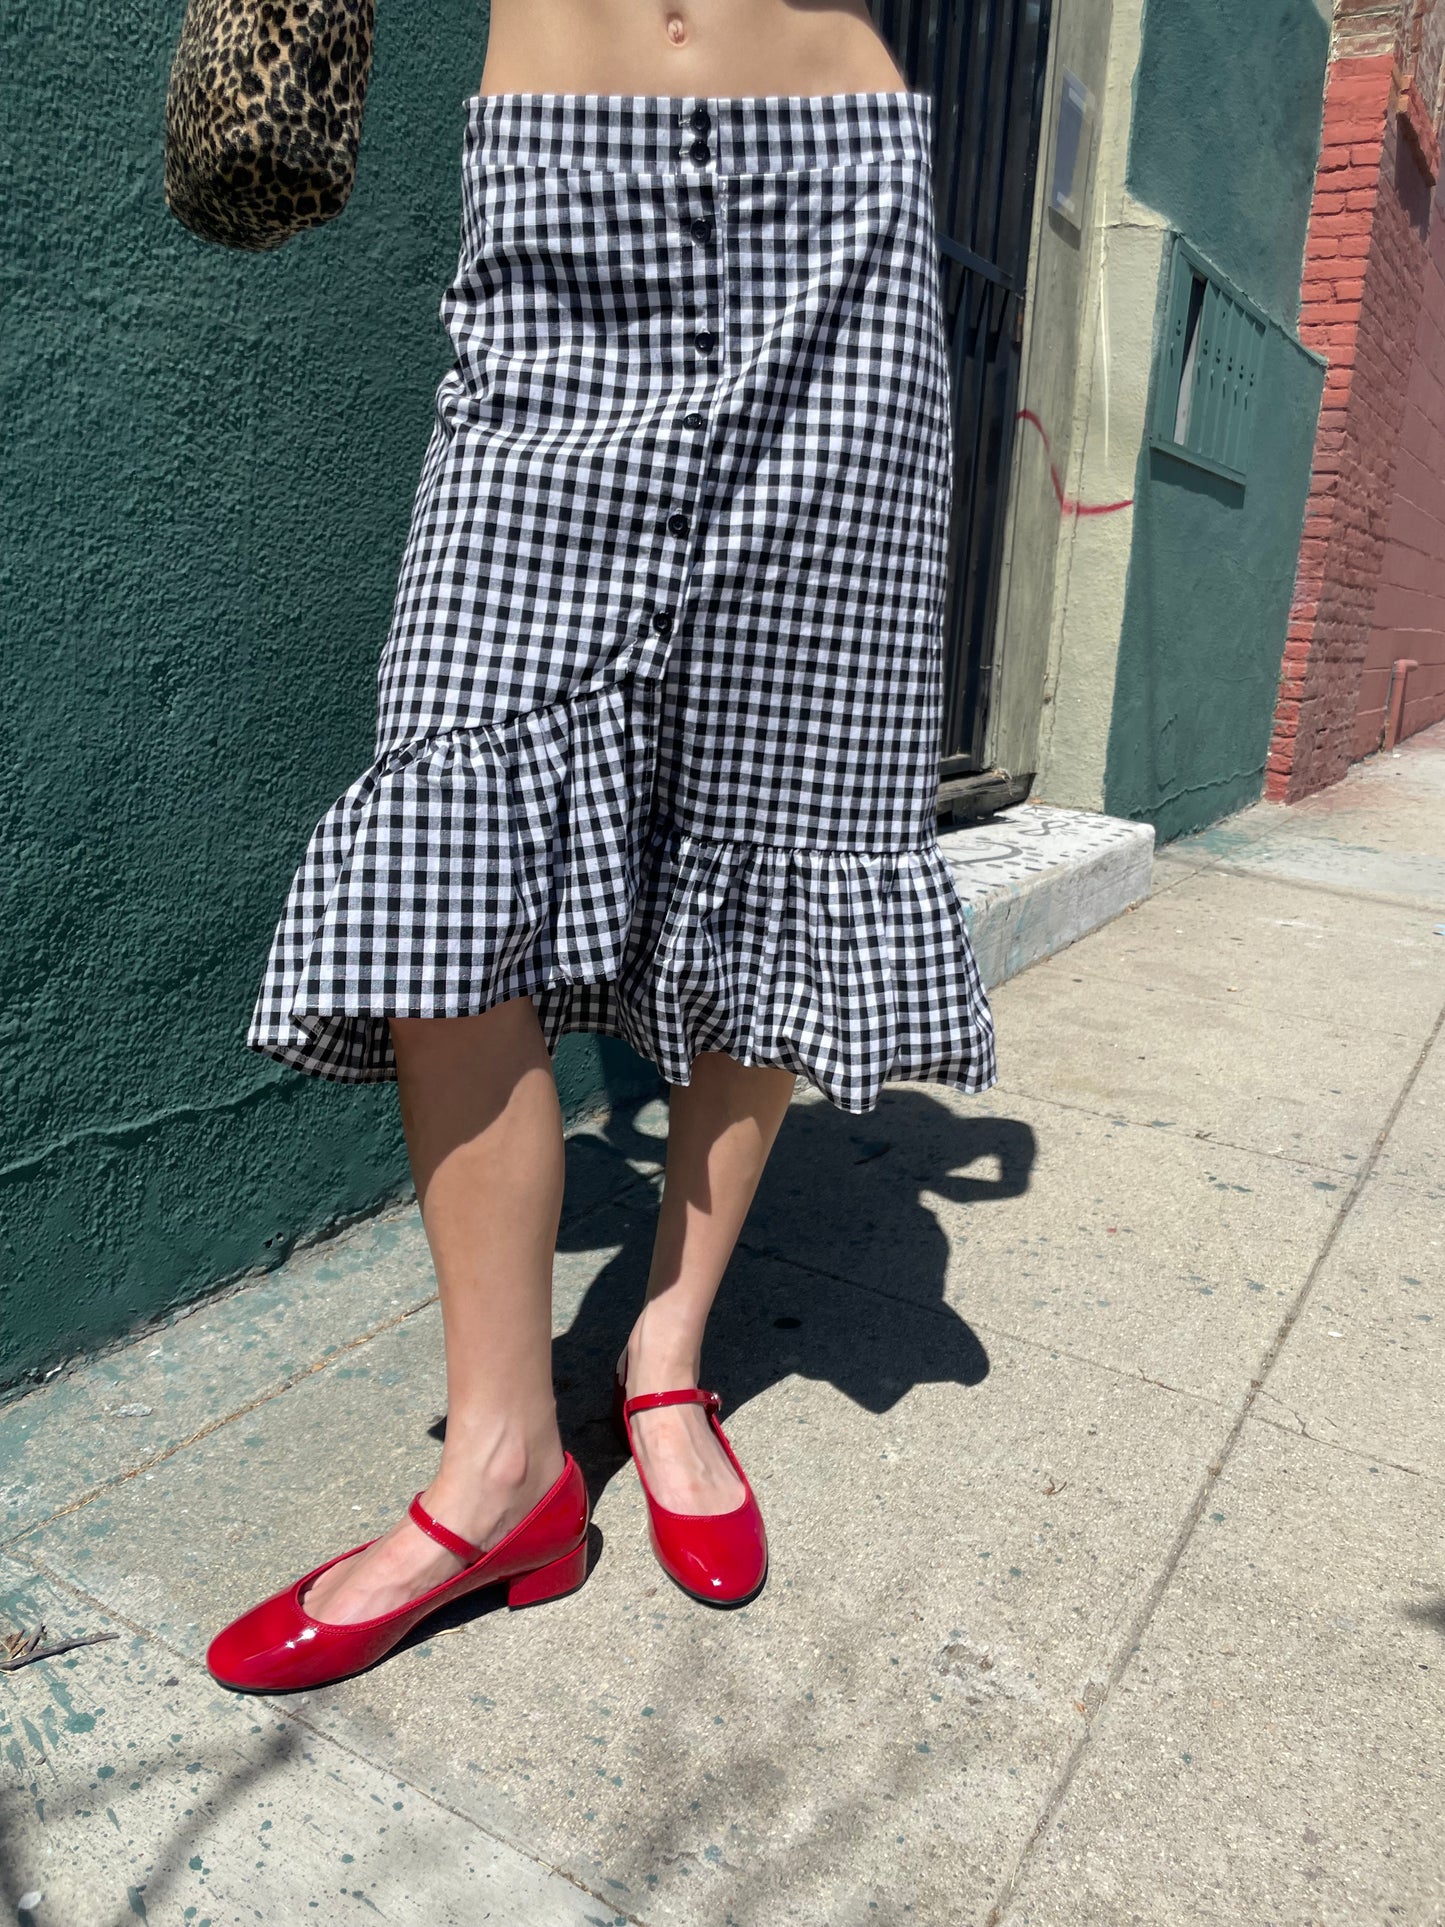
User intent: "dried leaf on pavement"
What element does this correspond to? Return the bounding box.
[0,1625,119,1672]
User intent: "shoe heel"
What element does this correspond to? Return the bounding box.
[507,1539,588,1609]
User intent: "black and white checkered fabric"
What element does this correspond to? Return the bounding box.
[249,89,996,1113]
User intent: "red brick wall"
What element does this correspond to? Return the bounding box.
[1267,57,1427,798]
[1268,1,1445,799]
[1353,160,1445,752]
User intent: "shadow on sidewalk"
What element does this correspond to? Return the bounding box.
[0,1702,305,1927]
[1403,1594,1445,1640]
[410,1087,1033,1645]
[553,1088,1034,1495]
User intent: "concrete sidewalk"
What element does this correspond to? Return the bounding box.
[3,722,1443,1927]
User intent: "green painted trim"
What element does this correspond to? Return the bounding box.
[1104,234,1326,842]
[1149,233,1270,487]
[1146,440,1248,489]
[1159,230,1283,330]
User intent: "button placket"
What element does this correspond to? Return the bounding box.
[644,100,719,663]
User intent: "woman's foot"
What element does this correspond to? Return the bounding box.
[617,1339,746,1516]
[302,1434,567,1626]
[206,1454,590,1692]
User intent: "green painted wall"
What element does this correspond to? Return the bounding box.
[1104,0,1330,839]
[1,2,655,1391]
[1104,323,1327,840]
[1126,0,1331,322]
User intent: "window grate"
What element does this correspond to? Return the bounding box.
[1151,236,1266,487]
[870,0,1054,775]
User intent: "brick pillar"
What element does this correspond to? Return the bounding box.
[1267,2,1442,800]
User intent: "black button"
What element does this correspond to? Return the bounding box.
[651,610,674,635]
[690,105,711,133]
[689,216,714,244]
[682,411,705,430]
[689,138,710,163]
[694,329,716,353]
[667,512,690,537]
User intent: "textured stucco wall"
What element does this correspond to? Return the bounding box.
[991,0,1120,785]
[0,2,654,1389]
[1126,0,1332,320]
[1025,0,1160,814]
[1100,0,1330,838]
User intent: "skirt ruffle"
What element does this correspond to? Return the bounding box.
[248,677,996,1114]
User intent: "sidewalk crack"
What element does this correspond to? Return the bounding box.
[983,989,1445,1926]
[989,1083,1366,1176]
[2,1294,440,1550]
[1246,1401,1429,1483]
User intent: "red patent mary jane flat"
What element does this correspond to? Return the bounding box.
[206,1453,589,1693]
[613,1367,768,1607]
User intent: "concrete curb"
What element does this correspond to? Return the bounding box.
[940,802,1156,989]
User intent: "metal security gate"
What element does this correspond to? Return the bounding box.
[872,0,1054,781]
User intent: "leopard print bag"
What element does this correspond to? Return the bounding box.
[164,0,375,252]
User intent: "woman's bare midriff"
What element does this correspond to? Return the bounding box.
[479,0,908,98]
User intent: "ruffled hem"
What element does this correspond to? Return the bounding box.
[533,834,997,1113]
[248,679,996,1114]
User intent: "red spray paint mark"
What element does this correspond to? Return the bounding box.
[1015,409,1135,519]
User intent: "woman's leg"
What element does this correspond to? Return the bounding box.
[303,996,567,1625]
[622,1051,797,1514]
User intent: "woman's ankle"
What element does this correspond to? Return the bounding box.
[425,1418,565,1537]
[623,1317,704,1395]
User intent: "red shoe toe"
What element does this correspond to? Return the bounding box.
[648,1484,768,1604]
[206,1454,590,1693]
[616,1375,768,1607]
[206,1556,364,1693]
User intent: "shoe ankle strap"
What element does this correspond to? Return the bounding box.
[624,1387,723,1419]
[408,1492,483,1563]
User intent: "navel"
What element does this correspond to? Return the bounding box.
[665,12,688,46]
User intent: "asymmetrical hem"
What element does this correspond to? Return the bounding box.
[247,89,997,1113]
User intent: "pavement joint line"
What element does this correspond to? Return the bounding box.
[730,1234,1249,1416]
[1151,845,1222,865]
[991,1080,1392,1178]
[982,988,1445,1927]
[734,1218,1422,1485]
[0,1546,646,1927]
[0,1157,802,1555]
[1245,1402,1433,1484]
[0,1189,417,1421]
[0,1116,645,1423]
[992,1099,1441,1206]
[1190,859,1445,913]
[10,1160,1257,1561]
[1147,857,1224,893]
[0,1292,442,1552]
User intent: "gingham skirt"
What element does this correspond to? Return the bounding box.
[248,89,996,1113]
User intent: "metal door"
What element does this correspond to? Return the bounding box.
[872,0,1054,777]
